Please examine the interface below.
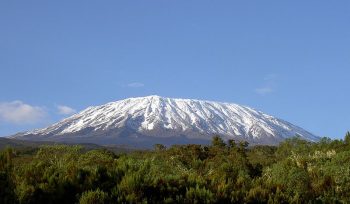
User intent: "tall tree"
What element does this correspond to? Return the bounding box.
[345,131,350,144]
[211,135,226,148]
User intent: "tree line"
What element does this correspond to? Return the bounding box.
[1,132,350,203]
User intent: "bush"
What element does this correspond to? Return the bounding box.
[79,189,109,204]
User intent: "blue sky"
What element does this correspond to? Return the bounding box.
[0,1,349,139]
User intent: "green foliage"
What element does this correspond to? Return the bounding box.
[79,189,109,204]
[154,144,166,151]
[1,136,350,203]
[0,148,17,204]
[211,135,226,148]
[185,184,214,203]
[345,131,350,145]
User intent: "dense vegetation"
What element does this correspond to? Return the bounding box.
[1,132,350,203]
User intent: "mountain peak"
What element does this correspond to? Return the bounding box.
[143,95,162,99]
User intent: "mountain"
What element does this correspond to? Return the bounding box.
[10,95,319,147]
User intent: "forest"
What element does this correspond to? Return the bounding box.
[1,132,350,204]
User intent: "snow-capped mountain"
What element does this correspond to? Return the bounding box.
[11,95,318,147]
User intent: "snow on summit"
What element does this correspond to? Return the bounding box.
[11,96,319,146]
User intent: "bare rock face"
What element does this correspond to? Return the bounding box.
[10,95,318,147]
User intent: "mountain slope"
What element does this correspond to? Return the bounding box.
[10,95,318,146]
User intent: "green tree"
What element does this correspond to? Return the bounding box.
[0,148,17,204]
[228,139,237,149]
[344,131,350,144]
[154,144,166,151]
[238,141,249,157]
[211,135,226,148]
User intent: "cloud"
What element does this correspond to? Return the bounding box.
[126,82,145,88]
[57,105,76,115]
[0,101,47,124]
[255,74,277,96]
[255,87,274,95]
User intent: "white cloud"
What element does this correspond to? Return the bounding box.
[126,82,145,88]
[57,105,76,115]
[255,74,277,96]
[255,87,274,95]
[0,101,47,124]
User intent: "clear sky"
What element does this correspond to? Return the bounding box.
[0,1,349,139]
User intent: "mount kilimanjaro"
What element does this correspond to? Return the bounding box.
[10,95,318,147]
